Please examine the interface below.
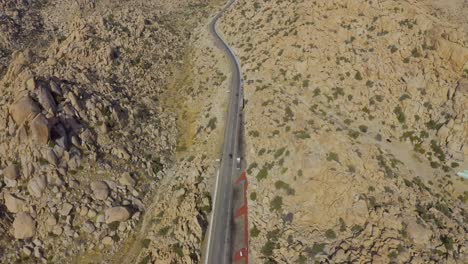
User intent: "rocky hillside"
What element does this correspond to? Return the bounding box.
[0,0,218,262]
[221,0,468,262]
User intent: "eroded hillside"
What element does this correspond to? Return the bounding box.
[0,0,222,262]
[221,0,468,262]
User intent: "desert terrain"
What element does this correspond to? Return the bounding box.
[1,0,467,263]
[220,0,468,262]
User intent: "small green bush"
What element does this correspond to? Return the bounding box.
[270,196,283,211]
[355,71,363,80]
[207,117,217,130]
[325,229,337,239]
[250,191,257,201]
[256,168,268,181]
[142,239,151,248]
[393,105,406,123]
[250,225,260,237]
[326,152,339,162]
[358,125,368,133]
[158,226,171,236]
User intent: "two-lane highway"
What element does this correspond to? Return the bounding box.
[204,0,244,263]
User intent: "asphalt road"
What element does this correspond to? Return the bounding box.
[204,0,244,263]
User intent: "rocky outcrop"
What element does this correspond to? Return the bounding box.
[0,0,212,262]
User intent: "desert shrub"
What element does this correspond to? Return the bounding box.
[250,191,257,201]
[393,105,406,123]
[358,125,368,133]
[306,243,326,257]
[348,130,360,139]
[142,239,151,248]
[270,196,283,211]
[258,148,266,155]
[327,152,339,162]
[351,225,363,234]
[355,71,363,80]
[158,226,170,236]
[250,225,260,237]
[325,229,336,239]
[207,117,217,130]
[274,147,286,159]
[247,162,258,174]
[256,167,268,181]
[275,180,295,195]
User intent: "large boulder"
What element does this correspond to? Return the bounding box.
[119,172,136,187]
[90,181,109,200]
[36,83,57,114]
[30,114,49,144]
[104,206,131,223]
[4,164,19,180]
[10,96,40,125]
[12,213,36,239]
[27,175,47,198]
[405,218,433,247]
[4,192,26,213]
[3,164,20,187]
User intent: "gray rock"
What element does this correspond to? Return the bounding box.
[23,247,32,257]
[49,80,62,95]
[82,220,96,233]
[52,225,63,236]
[28,175,47,198]
[46,149,58,166]
[46,215,57,226]
[104,206,131,223]
[91,181,109,200]
[36,83,57,114]
[102,236,114,245]
[88,209,97,218]
[30,114,50,145]
[60,203,73,216]
[119,172,136,187]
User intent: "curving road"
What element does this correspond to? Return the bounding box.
[204,0,245,263]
